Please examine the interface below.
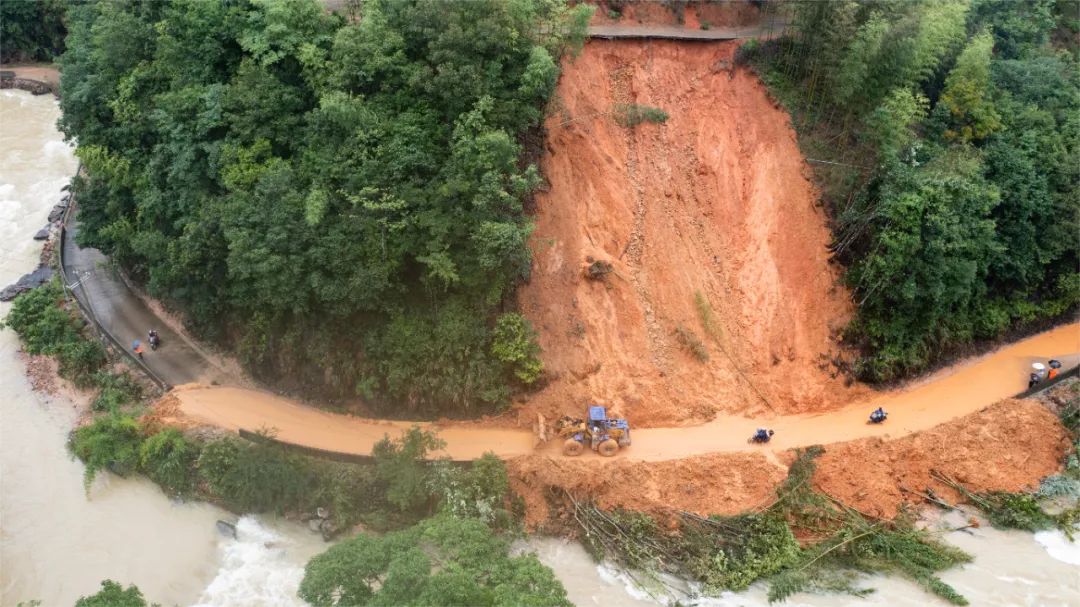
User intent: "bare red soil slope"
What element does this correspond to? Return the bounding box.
[518,40,864,427]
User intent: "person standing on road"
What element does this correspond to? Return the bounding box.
[133,339,144,360]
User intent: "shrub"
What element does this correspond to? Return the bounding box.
[430,453,511,526]
[57,338,108,387]
[2,280,107,386]
[195,437,242,496]
[674,325,710,361]
[613,103,669,127]
[74,580,151,607]
[299,515,571,607]
[491,312,544,384]
[70,414,144,489]
[195,434,313,513]
[306,460,380,528]
[979,491,1056,531]
[91,371,143,413]
[373,427,445,514]
[0,281,74,354]
[139,428,199,496]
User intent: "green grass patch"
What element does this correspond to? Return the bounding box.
[613,103,669,127]
[673,324,709,362]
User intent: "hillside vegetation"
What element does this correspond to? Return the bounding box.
[745,0,1079,382]
[0,0,66,63]
[59,0,590,415]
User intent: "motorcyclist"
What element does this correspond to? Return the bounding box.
[869,407,887,423]
[752,428,773,443]
[148,329,160,349]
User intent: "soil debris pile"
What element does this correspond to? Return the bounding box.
[811,399,1072,519]
[510,396,1072,528]
[519,40,863,427]
[508,451,785,529]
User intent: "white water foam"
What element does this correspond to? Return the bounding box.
[1034,528,1080,566]
[192,516,319,607]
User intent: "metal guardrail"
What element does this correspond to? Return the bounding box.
[238,428,376,464]
[56,172,170,391]
[237,427,475,465]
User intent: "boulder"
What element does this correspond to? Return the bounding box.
[0,266,53,301]
[47,204,66,223]
[33,226,50,241]
[216,520,238,539]
[319,518,342,541]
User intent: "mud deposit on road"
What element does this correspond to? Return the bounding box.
[517,40,864,427]
[813,398,1072,519]
[509,396,1072,527]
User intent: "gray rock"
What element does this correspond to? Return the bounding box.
[33,226,50,240]
[319,518,340,541]
[0,266,53,301]
[47,204,66,223]
[216,520,238,539]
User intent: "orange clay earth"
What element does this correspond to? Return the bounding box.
[151,39,1080,524]
[165,323,1078,463]
[508,397,1072,528]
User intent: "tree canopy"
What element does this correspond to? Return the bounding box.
[0,0,66,63]
[747,0,1079,381]
[59,0,590,414]
[298,515,571,607]
[74,580,154,607]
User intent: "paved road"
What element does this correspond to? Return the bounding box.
[587,21,789,41]
[62,205,228,387]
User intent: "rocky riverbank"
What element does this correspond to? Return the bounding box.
[0,191,69,301]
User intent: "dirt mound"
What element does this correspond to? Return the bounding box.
[141,391,192,433]
[517,40,864,427]
[812,399,1072,519]
[508,450,786,528]
[510,397,1072,527]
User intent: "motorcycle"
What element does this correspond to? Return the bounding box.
[148,332,161,351]
[748,429,774,444]
[868,408,887,424]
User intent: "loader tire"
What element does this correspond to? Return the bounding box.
[563,439,584,456]
[598,439,619,457]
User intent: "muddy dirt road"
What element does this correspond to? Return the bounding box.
[171,323,1078,462]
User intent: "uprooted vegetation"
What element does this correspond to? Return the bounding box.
[568,448,973,604]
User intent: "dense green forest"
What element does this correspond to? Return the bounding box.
[746,0,1079,382]
[0,0,66,63]
[60,0,590,414]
